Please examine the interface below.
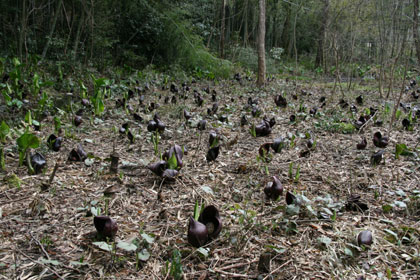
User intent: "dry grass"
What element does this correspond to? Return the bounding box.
[0,76,419,279]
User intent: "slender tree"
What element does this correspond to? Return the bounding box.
[315,0,329,69]
[413,0,420,65]
[220,0,227,58]
[257,0,266,87]
[41,0,63,62]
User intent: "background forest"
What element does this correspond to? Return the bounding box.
[0,0,418,78]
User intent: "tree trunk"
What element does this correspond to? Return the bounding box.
[315,0,329,69]
[18,0,27,60]
[72,2,85,61]
[280,2,291,56]
[257,0,266,87]
[89,0,95,61]
[206,0,218,48]
[243,0,248,47]
[413,0,420,65]
[219,0,226,58]
[40,0,63,62]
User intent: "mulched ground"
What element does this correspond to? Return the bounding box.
[0,75,419,279]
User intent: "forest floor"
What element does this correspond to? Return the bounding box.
[0,74,419,280]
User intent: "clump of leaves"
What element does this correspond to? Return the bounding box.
[395,143,414,159]
[288,162,301,183]
[166,249,183,280]
[17,130,40,166]
[90,76,109,116]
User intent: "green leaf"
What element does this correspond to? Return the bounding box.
[290,135,296,148]
[249,124,256,137]
[5,173,21,188]
[0,121,10,143]
[265,245,287,254]
[117,241,137,252]
[317,236,332,247]
[167,153,178,170]
[141,233,154,244]
[95,98,105,115]
[53,116,61,134]
[39,258,60,266]
[294,164,300,182]
[84,158,94,167]
[393,200,407,208]
[196,247,209,258]
[305,205,317,217]
[70,261,88,266]
[344,248,353,257]
[386,267,392,279]
[285,204,300,216]
[382,204,392,213]
[92,241,113,252]
[285,221,298,234]
[137,249,150,261]
[288,162,293,179]
[12,57,21,67]
[93,77,109,88]
[91,207,100,216]
[16,131,40,166]
[25,111,32,125]
[0,147,4,171]
[395,143,413,159]
[395,109,401,120]
[200,186,214,196]
[384,229,398,243]
[2,90,11,104]
[193,201,200,221]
